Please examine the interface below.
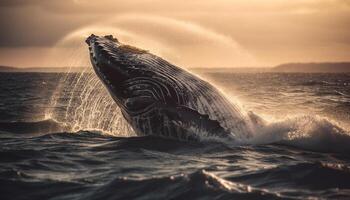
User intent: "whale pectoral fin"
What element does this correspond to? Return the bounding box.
[163,106,233,140]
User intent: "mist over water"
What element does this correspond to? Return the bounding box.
[45,33,135,136]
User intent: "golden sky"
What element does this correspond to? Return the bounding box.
[0,0,349,68]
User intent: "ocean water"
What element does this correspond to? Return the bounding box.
[0,71,350,200]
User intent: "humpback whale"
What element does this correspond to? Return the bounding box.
[86,34,256,141]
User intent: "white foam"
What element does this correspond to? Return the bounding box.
[244,114,350,153]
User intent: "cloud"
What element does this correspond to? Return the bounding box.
[1,0,349,14]
[0,0,349,67]
[0,0,41,7]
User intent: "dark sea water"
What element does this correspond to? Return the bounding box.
[1,71,350,200]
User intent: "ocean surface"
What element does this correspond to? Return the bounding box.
[0,71,350,200]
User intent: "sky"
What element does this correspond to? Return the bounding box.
[0,0,349,68]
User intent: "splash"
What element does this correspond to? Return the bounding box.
[45,26,135,136]
[46,71,134,136]
[244,115,350,153]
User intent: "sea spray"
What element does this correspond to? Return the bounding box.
[47,68,134,136]
[246,115,350,153]
[45,41,134,136]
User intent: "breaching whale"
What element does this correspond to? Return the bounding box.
[86,34,257,141]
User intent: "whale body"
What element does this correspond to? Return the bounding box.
[86,34,256,141]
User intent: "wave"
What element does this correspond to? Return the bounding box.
[300,80,349,86]
[0,119,67,135]
[231,161,350,191]
[1,128,348,199]
[83,169,284,200]
[1,160,347,199]
[0,167,291,200]
[0,173,86,200]
[2,115,348,154]
[246,115,350,153]
[5,116,350,155]
[166,108,350,154]
[334,90,350,97]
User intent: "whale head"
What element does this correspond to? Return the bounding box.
[85,34,163,117]
[86,34,130,92]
